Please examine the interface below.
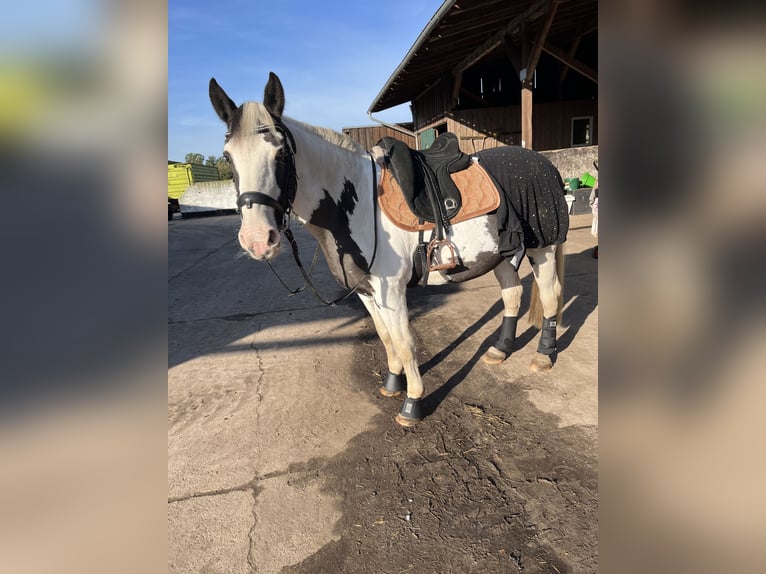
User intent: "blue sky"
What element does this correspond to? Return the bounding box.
[169,0,445,161]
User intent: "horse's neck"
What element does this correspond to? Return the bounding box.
[284,119,371,223]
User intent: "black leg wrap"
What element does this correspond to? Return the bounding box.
[537,316,557,355]
[399,397,424,421]
[381,371,407,395]
[494,316,518,355]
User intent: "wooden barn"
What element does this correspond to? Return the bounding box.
[364,0,598,155]
[342,122,416,150]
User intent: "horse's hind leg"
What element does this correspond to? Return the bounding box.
[483,259,522,364]
[528,244,564,372]
[359,294,406,397]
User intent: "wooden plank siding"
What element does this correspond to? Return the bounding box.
[412,74,453,129]
[410,72,597,152]
[342,125,416,150]
[344,99,596,154]
[415,98,597,153]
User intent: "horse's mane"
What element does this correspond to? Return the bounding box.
[241,102,364,153]
[292,120,365,153]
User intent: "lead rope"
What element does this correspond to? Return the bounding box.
[266,152,379,307]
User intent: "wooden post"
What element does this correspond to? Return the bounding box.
[521,84,533,149]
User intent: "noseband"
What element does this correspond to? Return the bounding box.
[236,119,297,229]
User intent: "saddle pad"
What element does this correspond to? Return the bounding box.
[378,160,500,232]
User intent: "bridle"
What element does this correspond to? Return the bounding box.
[235,117,379,306]
[235,119,297,230]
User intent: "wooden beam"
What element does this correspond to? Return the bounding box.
[451,0,549,76]
[415,75,443,103]
[450,69,463,109]
[559,34,582,83]
[543,41,598,84]
[502,35,521,78]
[458,87,485,107]
[524,0,558,84]
[558,19,596,83]
[521,18,530,84]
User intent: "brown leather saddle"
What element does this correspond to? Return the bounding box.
[379,159,501,232]
[376,133,500,280]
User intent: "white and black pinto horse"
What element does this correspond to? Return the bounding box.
[210,73,567,426]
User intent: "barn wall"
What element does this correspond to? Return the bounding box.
[413,96,597,153]
[342,125,416,150]
[412,75,452,128]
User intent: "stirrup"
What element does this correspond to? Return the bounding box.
[427,239,458,271]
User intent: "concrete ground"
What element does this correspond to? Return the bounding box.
[168,212,598,573]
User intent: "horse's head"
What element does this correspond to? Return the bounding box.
[209,73,296,260]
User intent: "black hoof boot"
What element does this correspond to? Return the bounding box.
[379,371,407,397]
[483,316,519,364]
[537,316,558,356]
[395,397,423,427]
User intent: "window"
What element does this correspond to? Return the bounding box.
[571,116,593,147]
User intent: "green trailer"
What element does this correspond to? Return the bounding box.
[168,162,221,219]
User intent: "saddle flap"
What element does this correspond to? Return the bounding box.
[378,160,500,232]
[377,133,471,223]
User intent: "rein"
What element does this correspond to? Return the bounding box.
[262,149,379,307]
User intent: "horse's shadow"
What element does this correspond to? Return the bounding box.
[415,246,598,417]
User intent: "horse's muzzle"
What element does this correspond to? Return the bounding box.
[239,229,281,260]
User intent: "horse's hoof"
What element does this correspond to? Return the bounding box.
[395,397,423,427]
[379,371,406,397]
[395,414,421,427]
[379,386,404,398]
[529,353,553,372]
[482,346,508,365]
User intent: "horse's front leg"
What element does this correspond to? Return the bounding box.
[358,294,407,398]
[360,289,424,427]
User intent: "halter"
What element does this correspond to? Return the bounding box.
[235,119,297,230]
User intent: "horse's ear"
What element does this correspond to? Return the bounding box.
[263,72,285,120]
[209,78,237,124]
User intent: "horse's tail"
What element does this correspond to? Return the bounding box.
[528,242,566,329]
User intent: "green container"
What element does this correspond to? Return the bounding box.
[565,177,580,190]
[581,172,596,188]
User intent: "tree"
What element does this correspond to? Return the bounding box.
[182,152,233,180]
[215,156,233,180]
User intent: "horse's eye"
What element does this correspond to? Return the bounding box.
[224,131,231,142]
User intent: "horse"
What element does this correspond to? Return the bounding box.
[209,72,568,427]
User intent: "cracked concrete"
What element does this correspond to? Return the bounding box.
[249,473,343,574]
[168,214,598,573]
[169,216,381,572]
[168,490,253,574]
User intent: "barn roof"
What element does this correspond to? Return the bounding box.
[368,0,598,113]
